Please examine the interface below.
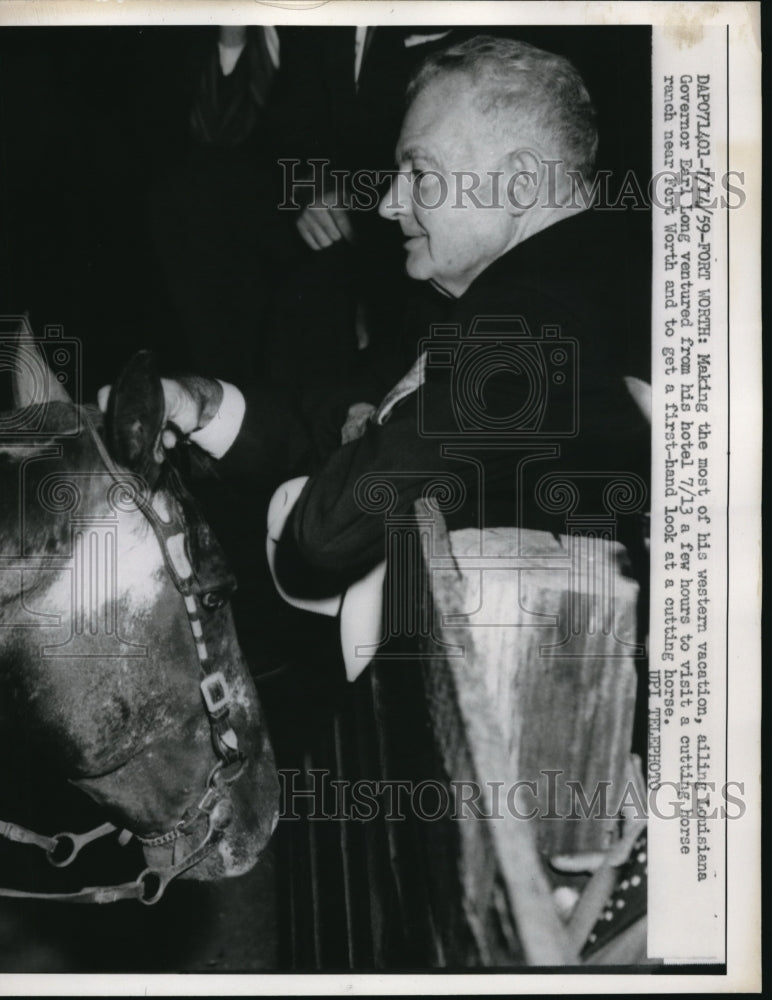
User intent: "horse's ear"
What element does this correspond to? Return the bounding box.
[12,317,72,408]
[105,350,166,483]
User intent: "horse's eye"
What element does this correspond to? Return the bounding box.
[201,589,228,611]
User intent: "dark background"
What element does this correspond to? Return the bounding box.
[0,24,652,400]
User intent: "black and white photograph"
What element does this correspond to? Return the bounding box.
[0,0,760,991]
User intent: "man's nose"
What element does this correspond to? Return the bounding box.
[379,172,411,220]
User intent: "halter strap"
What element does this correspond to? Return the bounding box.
[0,818,57,853]
[0,818,117,865]
[0,759,239,905]
[0,406,247,904]
[0,879,146,904]
[81,403,244,767]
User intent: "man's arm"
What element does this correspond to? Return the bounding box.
[186,378,244,457]
[99,373,314,486]
[274,366,652,594]
[98,373,231,457]
[275,381,464,591]
[129,357,648,593]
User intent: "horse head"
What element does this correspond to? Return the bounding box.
[0,325,279,902]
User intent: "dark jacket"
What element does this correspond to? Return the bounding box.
[223,207,651,592]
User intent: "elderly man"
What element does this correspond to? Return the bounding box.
[135,36,649,595]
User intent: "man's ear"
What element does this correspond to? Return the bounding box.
[105,350,166,484]
[502,148,548,217]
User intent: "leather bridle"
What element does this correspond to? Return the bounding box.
[0,406,249,904]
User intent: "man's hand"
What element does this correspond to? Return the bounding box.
[340,401,376,445]
[296,202,355,251]
[98,375,223,458]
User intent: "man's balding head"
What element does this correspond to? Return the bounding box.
[379,36,599,297]
[407,35,598,184]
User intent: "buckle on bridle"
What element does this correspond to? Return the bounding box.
[200,671,230,719]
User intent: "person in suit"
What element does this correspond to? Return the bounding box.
[115,35,650,597]
[152,25,456,443]
[258,26,456,433]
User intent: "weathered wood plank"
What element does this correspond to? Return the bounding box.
[416,501,640,964]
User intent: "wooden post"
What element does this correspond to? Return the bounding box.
[415,500,640,964]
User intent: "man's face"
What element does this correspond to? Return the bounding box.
[379,73,520,298]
